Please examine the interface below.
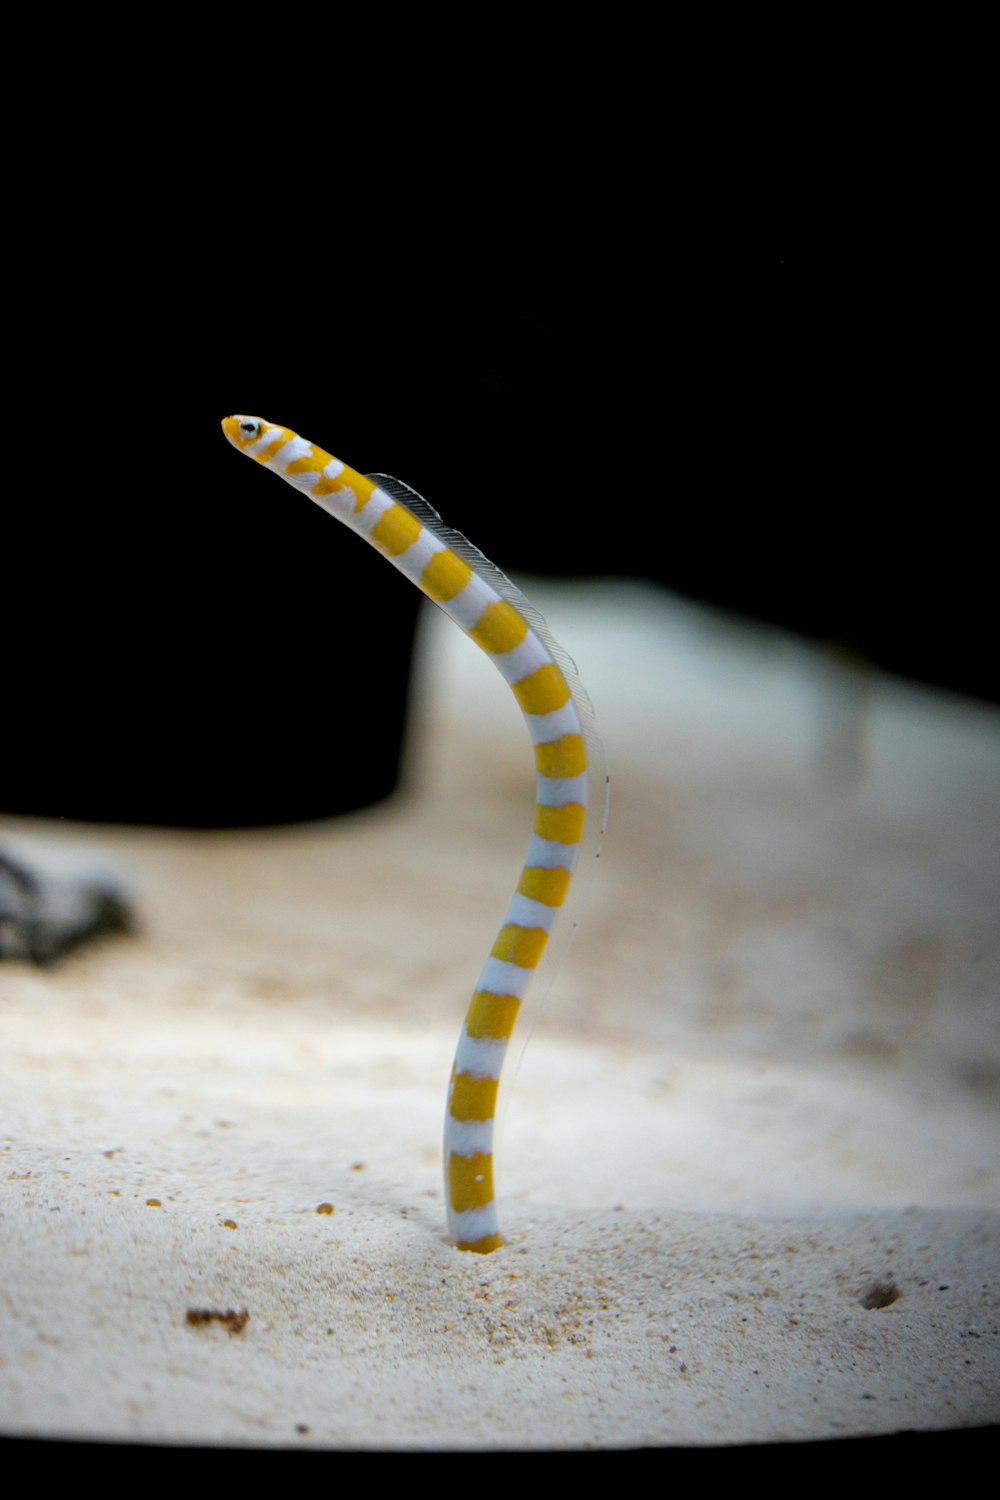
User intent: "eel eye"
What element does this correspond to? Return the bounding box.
[240,418,261,438]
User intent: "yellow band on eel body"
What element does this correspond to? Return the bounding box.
[535,734,588,779]
[513,663,571,716]
[534,802,586,844]
[420,549,474,602]
[373,503,424,556]
[491,924,548,969]
[518,866,572,907]
[470,599,530,654]
[465,991,522,1039]
[449,1071,500,1122]
[448,1151,495,1213]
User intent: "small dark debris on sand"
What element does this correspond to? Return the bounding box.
[185,1308,250,1335]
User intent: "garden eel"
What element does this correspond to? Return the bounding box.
[222,415,604,1252]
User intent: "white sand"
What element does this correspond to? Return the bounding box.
[1,581,998,1447]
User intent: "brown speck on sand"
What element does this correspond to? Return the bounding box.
[186,1307,250,1335]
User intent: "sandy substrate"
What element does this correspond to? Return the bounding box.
[1,581,998,1447]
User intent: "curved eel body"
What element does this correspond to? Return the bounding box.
[222,415,597,1252]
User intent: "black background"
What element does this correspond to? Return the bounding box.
[5,244,991,826]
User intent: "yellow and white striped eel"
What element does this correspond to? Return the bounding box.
[222,415,600,1253]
